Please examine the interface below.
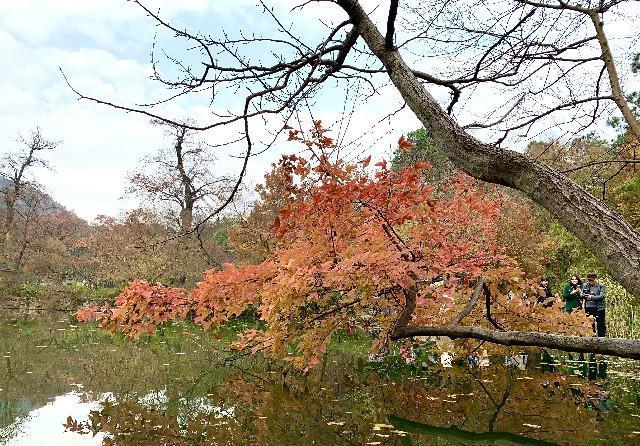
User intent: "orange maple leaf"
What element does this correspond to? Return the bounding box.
[398,135,415,150]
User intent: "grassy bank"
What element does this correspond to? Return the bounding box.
[0,281,121,310]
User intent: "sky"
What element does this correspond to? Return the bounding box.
[0,0,418,221]
[0,0,636,222]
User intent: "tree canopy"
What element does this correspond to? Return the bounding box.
[65,0,640,298]
[80,124,622,368]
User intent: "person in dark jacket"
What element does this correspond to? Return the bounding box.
[536,276,555,308]
[582,273,606,337]
[561,275,583,313]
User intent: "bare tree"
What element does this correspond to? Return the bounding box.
[127,121,230,232]
[0,128,59,262]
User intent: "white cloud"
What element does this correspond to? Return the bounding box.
[1,0,637,221]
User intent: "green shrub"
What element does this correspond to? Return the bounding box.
[602,276,640,339]
[21,283,43,298]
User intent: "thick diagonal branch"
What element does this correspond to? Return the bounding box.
[385,0,399,50]
[484,283,503,330]
[337,0,640,298]
[449,279,484,325]
[589,11,640,140]
[393,284,417,335]
[391,325,640,360]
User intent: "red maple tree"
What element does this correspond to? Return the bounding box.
[79,123,593,368]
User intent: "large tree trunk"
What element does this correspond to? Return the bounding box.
[174,127,195,233]
[338,0,640,298]
[2,191,18,261]
[179,206,193,233]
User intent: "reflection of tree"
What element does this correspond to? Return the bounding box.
[64,360,609,446]
[0,399,38,444]
[389,415,558,446]
[383,366,602,446]
[4,312,638,445]
[0,312,233,442]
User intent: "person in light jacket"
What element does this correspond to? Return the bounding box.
[582,273,606,337]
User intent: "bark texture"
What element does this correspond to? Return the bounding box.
[392,324,640,360]
[337,0,640,298]
[174,127,195,232]
[589,11,640,140]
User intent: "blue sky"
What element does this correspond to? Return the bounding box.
[0,0,636,221]
[0,0,425,220]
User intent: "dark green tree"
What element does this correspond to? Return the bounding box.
[391,128,455,186]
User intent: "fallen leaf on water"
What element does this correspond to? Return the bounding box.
[327,421,345,426]
[372,423,394,430]
[523,423,541,429]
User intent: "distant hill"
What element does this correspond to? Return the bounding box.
[0,175,69,215]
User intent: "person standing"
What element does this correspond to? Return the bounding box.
[537,276,555,308]
[582,273,606,337]
[562,275,583,313]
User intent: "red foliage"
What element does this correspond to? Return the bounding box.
[398,135,415,150]
[76,279,189,337]
[77,124,593,367]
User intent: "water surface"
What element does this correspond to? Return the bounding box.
[2,311,640,445]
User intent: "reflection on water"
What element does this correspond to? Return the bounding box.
[3,392,105,446]
[2,312,640,445]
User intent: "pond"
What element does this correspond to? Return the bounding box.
[1,311,640,445]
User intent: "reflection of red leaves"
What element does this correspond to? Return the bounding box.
[398,135,415,150]
[63,416,90,435]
